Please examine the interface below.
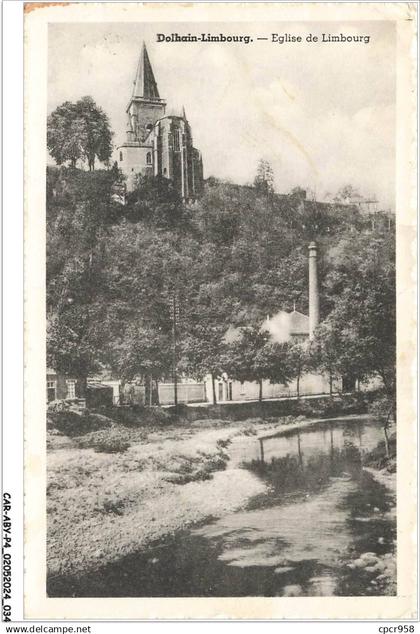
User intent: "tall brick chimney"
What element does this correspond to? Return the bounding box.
[308,241,320,339]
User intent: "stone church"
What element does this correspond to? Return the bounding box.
[116,43,203,198]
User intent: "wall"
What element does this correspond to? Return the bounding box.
[169,392,368,423]
[116,144,153,189]
[46,372,82,401]
[95,380,121,405]
[204,373,342,404]
[158,382,206,405]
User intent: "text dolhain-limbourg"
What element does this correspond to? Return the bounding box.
[156,33,371,44]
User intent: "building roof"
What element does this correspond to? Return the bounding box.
[223,310,309,346]
[262,310,309,342]
[132,43,161,101]
[288,310,310,335]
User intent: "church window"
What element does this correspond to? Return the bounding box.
[163,168,167,175]
[119,151,123,162]
[173,131,180,151]
[146,152,152,165]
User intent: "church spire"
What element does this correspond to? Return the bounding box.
[132,43,161,100]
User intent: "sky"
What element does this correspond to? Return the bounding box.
[48,21,395,209]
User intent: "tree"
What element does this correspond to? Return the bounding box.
[311,232,395,399]
[124,174,186,228]
[46,167,125,392]
[224,327,292,401]
[77,97,113,171]
[333,184,363,204]
[284,340,310,398]
[97,216,203,401]
[254,159,274,195]
[47,297,109,397]
[109,324,173,405]
[309,322,348,396]
[47,97,113,170]
[47,102,84,168]
[368,392,396,458]
[181,324,227,404]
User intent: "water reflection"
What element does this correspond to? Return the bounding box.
[251,424,364,499]
[193,419,396,596]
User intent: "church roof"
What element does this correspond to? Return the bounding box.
[132,43,161,101]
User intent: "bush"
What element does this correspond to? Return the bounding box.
[145,406,176,425]
[95,405,176,427]
[47,399,85,413]
[363,433,396,471]
[295,393,368,418]
[368,392,396,424]
[75,428,131,453]
[47,410,113,437]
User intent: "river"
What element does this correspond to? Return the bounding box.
[48,417,396,597]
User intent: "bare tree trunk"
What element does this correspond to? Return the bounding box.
[211,373,217,404]
[144,375,151,407]
[296,372,300,399]
[383,421,390,458]
[329,372,333,397]
[154,379,160,406]
[258,379,263,402]
[149,375,153,407]
[259,438,265,464]
[76,376,87,400]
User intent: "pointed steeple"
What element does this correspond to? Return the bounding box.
[132,43,160,100]
[182,105,187,120]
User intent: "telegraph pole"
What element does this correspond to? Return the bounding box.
[172,293,178,407]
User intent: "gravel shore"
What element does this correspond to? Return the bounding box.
[48,416,277,577]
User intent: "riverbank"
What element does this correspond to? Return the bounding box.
[349,430,397,595]
[363,430,396,493]
[48,413,285,578]
[47,409,387,582]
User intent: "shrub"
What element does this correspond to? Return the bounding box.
[368,392,396,425]
[295,393,368,418]
[75,428,131,453]
[95,405,176,427]
[145,406,175,425]
[47,399,85,413]
[47,410,113,437]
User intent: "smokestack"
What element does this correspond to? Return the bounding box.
[308,241,320,339]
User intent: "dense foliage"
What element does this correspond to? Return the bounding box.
[46,157,395,404]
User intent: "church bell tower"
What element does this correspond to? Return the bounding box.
[126,43,166,143]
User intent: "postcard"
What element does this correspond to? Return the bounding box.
[20,1,417,621]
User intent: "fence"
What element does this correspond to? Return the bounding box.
[158,382,206,405]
